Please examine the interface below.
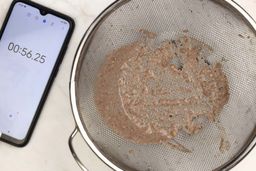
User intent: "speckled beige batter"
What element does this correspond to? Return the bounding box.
[94,33,229,144]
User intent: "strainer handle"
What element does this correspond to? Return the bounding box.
[69,127,89,171]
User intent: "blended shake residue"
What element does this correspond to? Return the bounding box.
[94,30,230,148]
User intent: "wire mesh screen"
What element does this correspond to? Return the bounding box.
[74,0,256,170]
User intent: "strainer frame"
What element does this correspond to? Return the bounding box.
[69,0,256,171]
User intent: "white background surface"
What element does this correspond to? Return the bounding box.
[0,0,255,171]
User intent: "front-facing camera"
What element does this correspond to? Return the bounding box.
[40,10,47,16]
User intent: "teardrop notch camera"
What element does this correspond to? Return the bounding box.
[40,10,47,16]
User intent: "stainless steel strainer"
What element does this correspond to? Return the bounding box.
[68,0,256,170]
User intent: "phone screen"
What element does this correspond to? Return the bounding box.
[0,2,71,141]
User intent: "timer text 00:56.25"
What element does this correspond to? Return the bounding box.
[8,42,46,64]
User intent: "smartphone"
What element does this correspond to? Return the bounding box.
[0,0,74,146]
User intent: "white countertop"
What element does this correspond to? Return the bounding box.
[0,0,255,171]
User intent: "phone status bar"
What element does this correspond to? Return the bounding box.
[25,12,67,30]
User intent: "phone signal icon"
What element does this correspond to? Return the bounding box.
[19,4,26,8]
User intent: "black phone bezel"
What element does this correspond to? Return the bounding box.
[0,0,75,147]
